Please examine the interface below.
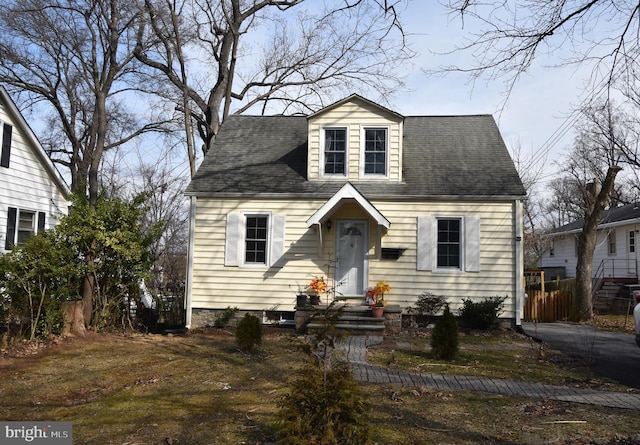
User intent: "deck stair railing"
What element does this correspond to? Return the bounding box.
[591,258,638,312]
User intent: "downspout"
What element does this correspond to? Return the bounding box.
[185,196,197,328]
[514,199,524,327]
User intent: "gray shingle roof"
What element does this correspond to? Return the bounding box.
[552,202,640,234]
[186,114,526,199]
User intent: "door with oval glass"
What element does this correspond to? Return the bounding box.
[335,219,368,298]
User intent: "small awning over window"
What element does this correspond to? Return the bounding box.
[306,183,390,229]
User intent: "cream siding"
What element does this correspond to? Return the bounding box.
[191,197,519,318]
[0,100,69,252]
[307,99,403,182]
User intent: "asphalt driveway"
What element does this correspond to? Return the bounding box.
[522,322,640,389]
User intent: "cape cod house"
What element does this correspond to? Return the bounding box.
[0,86,69,253]
[184,95,526,328]
[541,203,640,283]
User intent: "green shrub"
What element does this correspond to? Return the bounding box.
[235,313,262,351]
[215,306,239,327]
[275,361,371,445]
[430,305,459,360]
[414,292,446,316]
[458,296,506,330]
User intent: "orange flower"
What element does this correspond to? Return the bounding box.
[374,281,390,297]
[308,277,327,293]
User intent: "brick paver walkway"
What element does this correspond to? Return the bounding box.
[336,336,640,410]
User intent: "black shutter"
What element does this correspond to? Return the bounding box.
[1,123,12,168]
[37,211,46,233]
[5,207,17,250]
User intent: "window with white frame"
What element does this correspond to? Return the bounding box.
[363,127,387,175]
[629,230,636,253]
[416,215,480,272]
[244,215,268,265]
[437,218,461,268]
[224,213,286,268]
[607,229,616,256]
[4,207,44,250]
[323,128,346,176]
[17,210,36,245]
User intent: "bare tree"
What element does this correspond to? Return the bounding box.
[135,0,413,173]
[440,1,640,101]
[0,0,180,325]
[0,0,171,205]
[556,102,631,320]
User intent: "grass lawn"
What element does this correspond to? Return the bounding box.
[0,328,639,444]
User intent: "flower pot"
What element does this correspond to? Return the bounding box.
[296,295,308,308]
[371,306,384,318]
[309,294,320,306]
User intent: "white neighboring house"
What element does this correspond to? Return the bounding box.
[541,203,640,282]
[0,86,70,253]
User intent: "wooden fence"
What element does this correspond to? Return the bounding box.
[523,289,573,322]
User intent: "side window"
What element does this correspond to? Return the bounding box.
[4,208,44,250]
[363,127,387,176]
[607,229,616,256]
[244,215,268,265]
[629,230,635,253]
[17,210,36,245]
[225,213,286,268]
[437,218,461,269]
[323,128,346,176]
[1,122,12,168]
[417,216,480,272]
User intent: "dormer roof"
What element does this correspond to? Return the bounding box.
[308,94,404,122]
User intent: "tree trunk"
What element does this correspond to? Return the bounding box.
[574,230,596,320]
[573,166,622,320]
[62,301,86,337]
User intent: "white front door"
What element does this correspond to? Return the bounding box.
[335,220,368,298]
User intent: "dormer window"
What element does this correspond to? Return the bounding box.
[323,127,347,176]
[363,127,387,176]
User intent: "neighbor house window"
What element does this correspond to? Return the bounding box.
[437,218,461,268]
[323,128,346,175]
[245,216,268,264]
[363,128,387,175]
[630,230,636,253]
[17,211,36,245]
[607,230,616,256]
[4,208,44,250]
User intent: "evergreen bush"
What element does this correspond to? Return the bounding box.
[275,361,371,445]
[430,305,459,360]
[235,313,262,351]
[458,296,506,330]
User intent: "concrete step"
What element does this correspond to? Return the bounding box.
[306,308,386,336]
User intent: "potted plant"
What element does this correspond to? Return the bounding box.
[371,300,385,318]
[307,277,327,305]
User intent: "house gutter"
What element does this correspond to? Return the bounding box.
[514,199,524,327]
[184,196,197,328]
[185,191,527,202]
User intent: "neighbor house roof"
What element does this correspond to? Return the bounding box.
[0,85,70,196]
[185,114,526,200]
[551,203,640,235]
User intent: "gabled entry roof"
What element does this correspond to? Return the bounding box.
[306,183,390,229]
